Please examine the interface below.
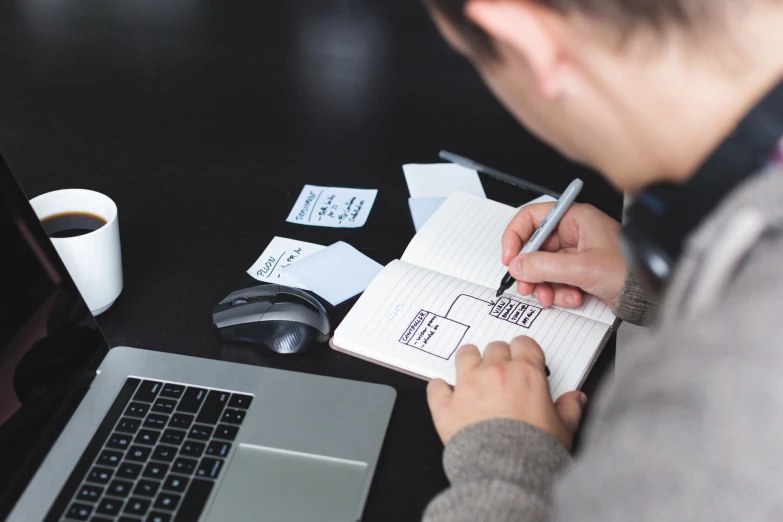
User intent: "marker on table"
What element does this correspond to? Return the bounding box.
[439,150,561,199]
[496,178,584,297]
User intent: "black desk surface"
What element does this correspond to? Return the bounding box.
[0,1,621,519]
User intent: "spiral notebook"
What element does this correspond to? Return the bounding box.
[331,192,619,399]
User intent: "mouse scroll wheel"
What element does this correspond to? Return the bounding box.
[230,296,268,307]
[230,298,250,307]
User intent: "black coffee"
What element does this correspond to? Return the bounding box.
[41,211,107,238]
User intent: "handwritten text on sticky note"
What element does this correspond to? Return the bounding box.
[247,236,325,290]
[286,185,378,228]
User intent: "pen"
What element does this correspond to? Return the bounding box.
[496,178,584,297]
[439,150,561,199]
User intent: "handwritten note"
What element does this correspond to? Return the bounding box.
[283,241,383,306]
[403,163,486,198]
[247,236,325,290]
[286,185,378,228]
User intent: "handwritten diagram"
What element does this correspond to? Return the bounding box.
[399,294,543,360]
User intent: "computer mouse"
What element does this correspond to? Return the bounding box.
[212,284,331,354]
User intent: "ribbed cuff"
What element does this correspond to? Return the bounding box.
[613,270,659,327]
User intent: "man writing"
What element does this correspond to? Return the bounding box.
[422,0,783,520]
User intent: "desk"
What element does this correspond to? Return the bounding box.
[0,1,621,519]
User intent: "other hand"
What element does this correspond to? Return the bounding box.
[427,337,587,449]
[501,202,626,308]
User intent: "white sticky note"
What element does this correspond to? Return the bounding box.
[518,195,558,209]
[246,236,325,290]
[286,185,378,228]
[403,163,486,198]
[408,197,446,232]
[283,242,383,306]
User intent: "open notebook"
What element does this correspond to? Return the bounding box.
[332,192,619,399]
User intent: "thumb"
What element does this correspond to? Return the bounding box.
[554,391,587,441]
[510,251,590,290]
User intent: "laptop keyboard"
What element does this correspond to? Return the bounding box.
[46,377,252,522]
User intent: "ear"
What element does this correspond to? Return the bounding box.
[465,0,565,98]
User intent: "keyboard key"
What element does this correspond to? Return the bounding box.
[177,387,207,414]
[107,433,133,449]
[179,441,205,458]
[126,445,152,462]
[151,444,178,462]
[134,479,160,497]
[124,497,151,517]
[120,517,143,522]
[134,380,163,403]
[86,466,113,485]
[107,479,133,498]
[195,391,230,425]
[213,424,238,441]
[162,475,189,493]
[228,393,253,409]
[195,458,223,479]
[187,425,212,441]
[116,462,143,480]
[77,484,104,502]
[168,413,194,429]
[152,398,177,414]
[161,429,187,446]
[160,383,185,399]
[125,402,151,418]
[66,502,93,520]
[143,462,169,480]
[91,517,113,522]
[206,441,231,458]
[135,429,161,446]
[173,478,213,522]
[116,417,141,434]
[98,450,123,467]
[154,492,181,511]
[147,512,172,522]
[221,408,245,425]
[143,414,169,430]
[171,457,197,475]
[96,498,123,516]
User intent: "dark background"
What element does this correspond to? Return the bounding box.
[0,0,622,519]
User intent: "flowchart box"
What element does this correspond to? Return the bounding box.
[400,310,469,360]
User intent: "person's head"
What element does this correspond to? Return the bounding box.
[427,0,783,192]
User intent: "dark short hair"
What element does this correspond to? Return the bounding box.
[430,0,703,58]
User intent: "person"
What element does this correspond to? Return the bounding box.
[421,0,783,520]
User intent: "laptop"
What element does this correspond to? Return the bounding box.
[0,153,396,522]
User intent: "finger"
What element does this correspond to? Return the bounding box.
[501,203,556,265]
[517,280,535,296]
[554,391,588,439]
[551,283,584,308]
[482,341,511,365]
[455,344,482,381]
[533,282,554,307]
[509,336,547,373]
[509,251,590,290]
[426,379,453,416]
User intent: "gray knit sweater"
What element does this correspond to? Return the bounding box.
[423,166,783,522]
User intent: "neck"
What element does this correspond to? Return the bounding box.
[592,6,783,191]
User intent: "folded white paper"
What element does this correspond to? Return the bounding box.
[518,194,558,209]
[408,197,446,232]
[403,163,486,198]
[247,236,325,290]
[283,242,383,306]
[286,185,378,228]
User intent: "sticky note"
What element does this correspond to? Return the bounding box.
[283,242,383,306]
[286,185,378,228]
[403,163,486,199]
[247,237,325,290]
[408,197,446,232]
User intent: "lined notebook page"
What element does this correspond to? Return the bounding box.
[401,192,616,325]
[334,260,611,399]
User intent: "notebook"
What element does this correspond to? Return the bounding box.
[331,192,619,399]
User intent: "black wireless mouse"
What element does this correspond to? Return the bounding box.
[212,284,331,354]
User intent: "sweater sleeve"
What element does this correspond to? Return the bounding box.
[422,419,571,522]
[612,270,659,326]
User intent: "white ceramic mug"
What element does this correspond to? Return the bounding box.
[29,189,123,316]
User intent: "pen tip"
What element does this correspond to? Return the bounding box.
[495,289,503,298]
